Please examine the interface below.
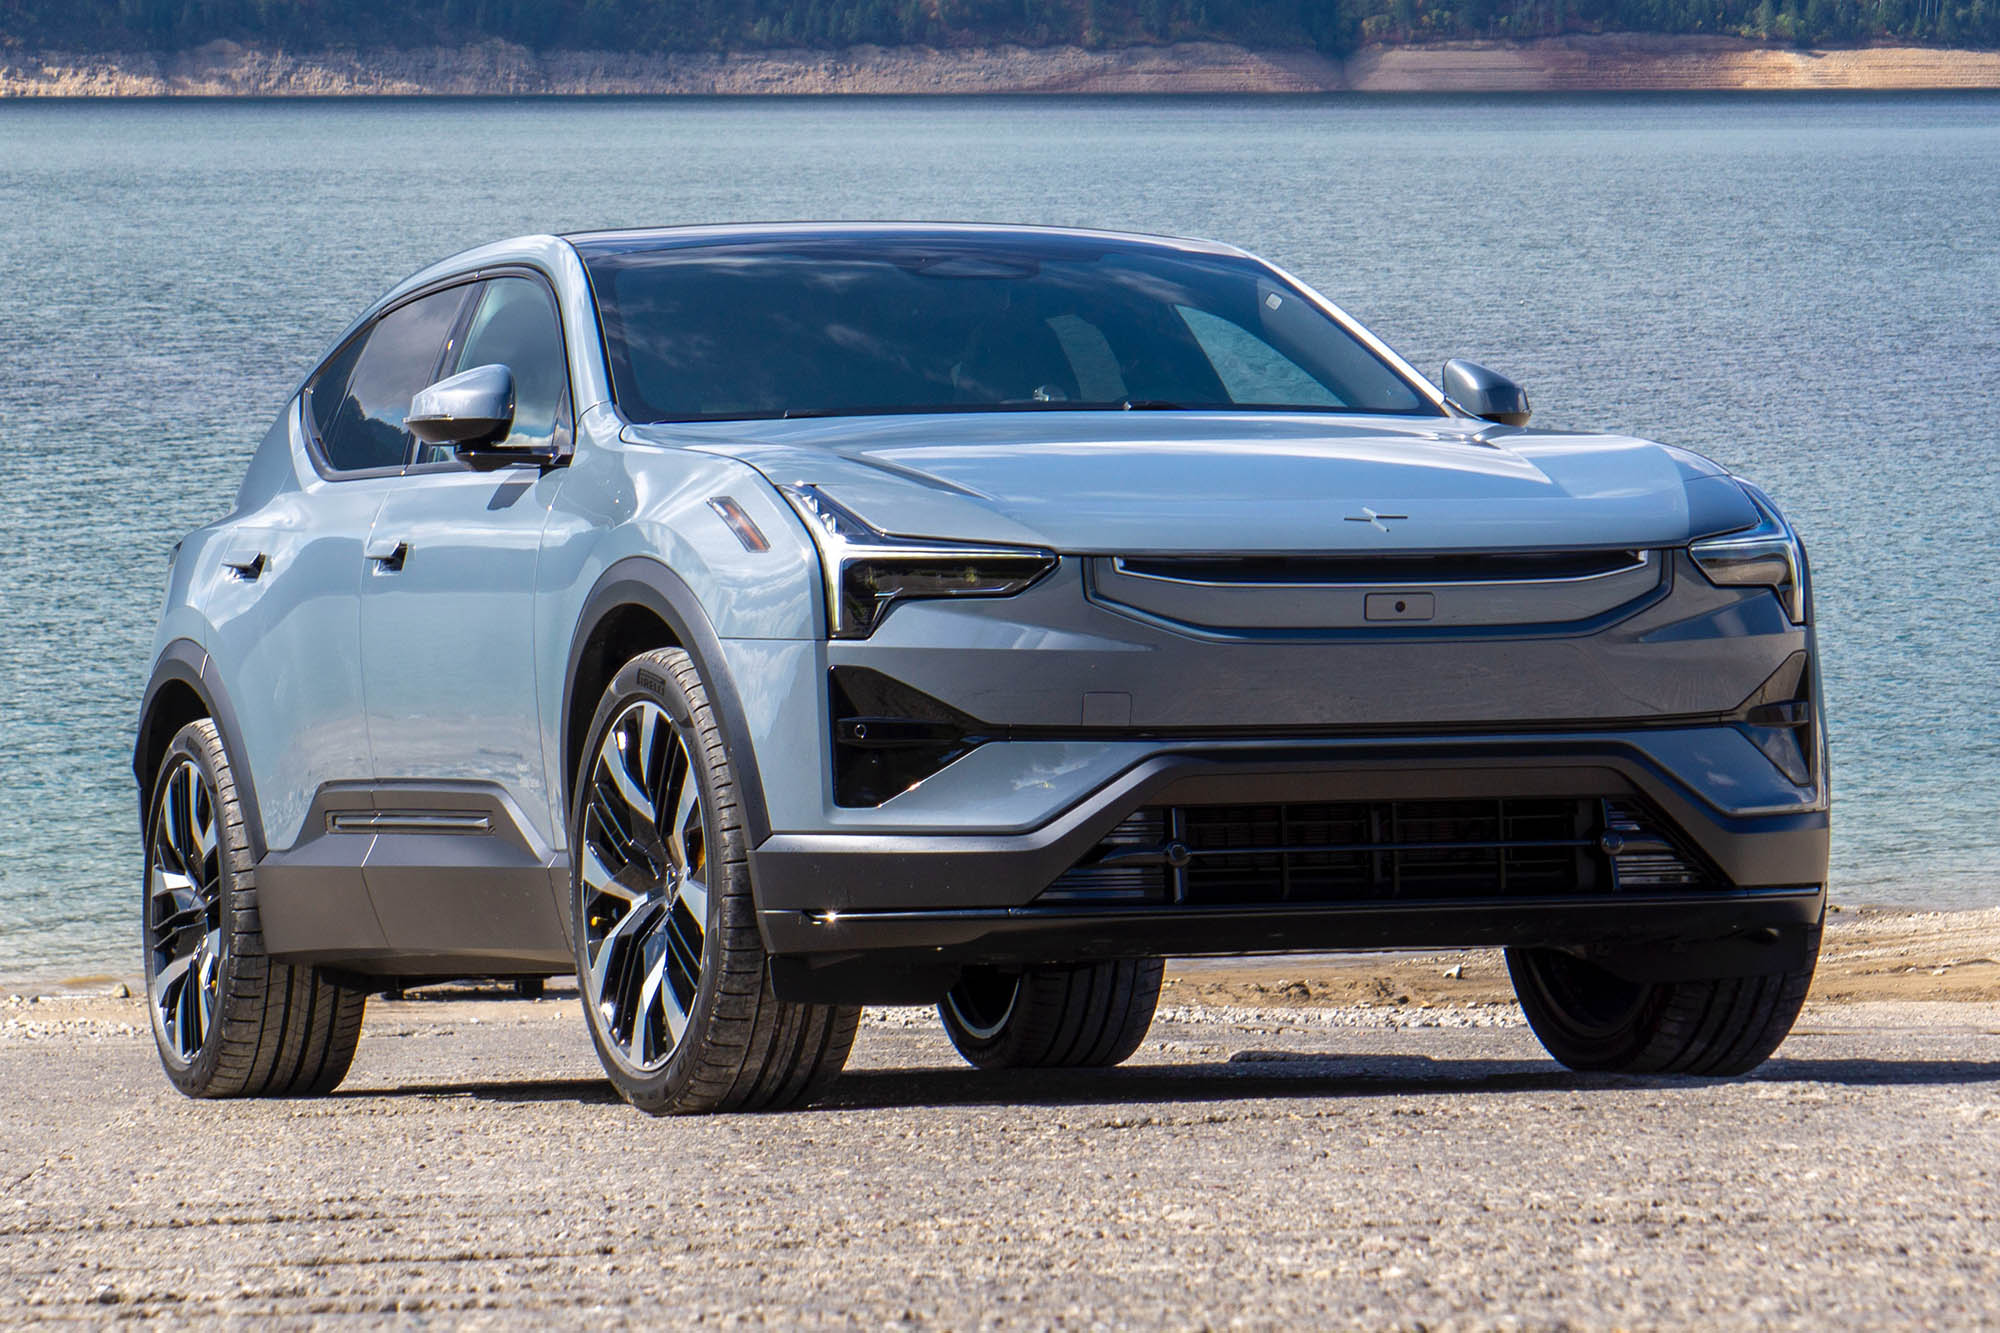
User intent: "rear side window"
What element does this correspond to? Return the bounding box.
[308,335,364,445]
[418,276,570,465]
[307,287,469,474]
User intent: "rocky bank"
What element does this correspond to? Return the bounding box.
[3,34,1998,96]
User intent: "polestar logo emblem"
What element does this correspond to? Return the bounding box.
[1344,507,1408,533]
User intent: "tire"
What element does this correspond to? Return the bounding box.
[1506,928,1820,1076]
[143,719,367,1097]
[572,647,859,1114]
[940,959,1164,1070]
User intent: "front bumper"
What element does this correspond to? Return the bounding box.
[763,889,1825,1003]
[750,736,1828,996]
[732,548,1826,998]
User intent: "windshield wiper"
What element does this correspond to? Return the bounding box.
[1118,399,1196,411]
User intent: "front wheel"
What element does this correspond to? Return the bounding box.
[940,959,1164,1070]
[1506,932,1819,1077]
[572,648,858,1114]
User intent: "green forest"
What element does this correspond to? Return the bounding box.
[2,0,1992,56]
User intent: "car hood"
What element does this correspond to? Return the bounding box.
[626,411,1755,554]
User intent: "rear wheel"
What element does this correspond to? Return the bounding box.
[143,719,367,1097]
[1506,932,1818,1076]
[573,648,858,1114]
[940,959,1163,1070]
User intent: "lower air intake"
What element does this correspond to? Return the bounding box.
[1040,797,1719,907]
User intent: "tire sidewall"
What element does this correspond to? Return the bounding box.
[569,652,731,1109]
[143,723,238,1095]
[1507,947,1666,1070]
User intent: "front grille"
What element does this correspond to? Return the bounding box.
[1039,797,1719,907]
[1111,550,1648,585]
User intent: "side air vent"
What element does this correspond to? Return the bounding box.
[829,667,990,808]
[1041,810,1169,902]
[1734,650,1817,788]
[1600,799,1707,888]
[1039,797,1720,907]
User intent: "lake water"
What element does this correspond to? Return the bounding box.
[2,93,1996,984]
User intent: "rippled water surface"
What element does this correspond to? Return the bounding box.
[2,93,1996,982]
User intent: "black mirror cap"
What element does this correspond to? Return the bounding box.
[407,362,516,448]
[1442,358,1531,428]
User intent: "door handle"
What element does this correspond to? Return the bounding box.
[222,551,267,581]
[366,536,409,572]
[221,538,268,581]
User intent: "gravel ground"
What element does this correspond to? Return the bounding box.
[3,988,1998,1328]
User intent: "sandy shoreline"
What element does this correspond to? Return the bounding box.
[5,959,1999,1321]
[3,35,1999,97]
[1161,905,2000,1011]
[6,911,1997,1324]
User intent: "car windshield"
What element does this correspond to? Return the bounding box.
[580,237,1440,423]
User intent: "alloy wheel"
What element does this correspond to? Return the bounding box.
[146,756,223,1066]
[580,699,709,1074]
[944,968,1021,1041]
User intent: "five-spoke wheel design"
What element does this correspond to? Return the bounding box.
[571,649,860,1114]
[146,754,223,1067]
[580,698,710,1074]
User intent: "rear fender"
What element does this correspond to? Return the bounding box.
[133,640,268,859]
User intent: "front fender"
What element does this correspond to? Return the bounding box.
[562,557,778,848]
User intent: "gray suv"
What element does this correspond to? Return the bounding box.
[136,225,1827,1113]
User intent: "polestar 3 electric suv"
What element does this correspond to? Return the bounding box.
[136,224,1827,1112]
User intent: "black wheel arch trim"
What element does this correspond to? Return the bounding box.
[134,639,268,860]
[562,556,775,847]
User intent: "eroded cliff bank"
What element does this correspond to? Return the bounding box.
[4,34,1999,95]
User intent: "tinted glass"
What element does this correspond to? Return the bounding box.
[584,241,1435,423]
[315,287,468,472]
[1177,307,1343,407]
[307,333,365,444]
[422,276,569,464]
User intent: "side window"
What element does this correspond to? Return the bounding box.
[310,287,468,474]
[1175,306,1343,408]
[420,276,570,465]
[307,334,364,444]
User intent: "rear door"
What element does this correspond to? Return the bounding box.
[356,273,575,963]
[206,285,469,858]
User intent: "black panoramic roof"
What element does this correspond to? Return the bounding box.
[563,221,1242,262]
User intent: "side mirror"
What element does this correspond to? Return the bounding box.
[407,364,516,450]
[1441,359,1531,428]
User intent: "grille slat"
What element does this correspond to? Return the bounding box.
[1041,797,1719,907]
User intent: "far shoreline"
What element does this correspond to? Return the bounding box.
[4,35,2000,97]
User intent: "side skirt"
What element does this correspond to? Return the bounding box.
[256,781,572,977]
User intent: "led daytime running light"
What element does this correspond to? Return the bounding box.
[778,484,1058,638]
[1689,485,1807,624]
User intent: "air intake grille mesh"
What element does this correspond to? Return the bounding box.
[1040,797,1720,907]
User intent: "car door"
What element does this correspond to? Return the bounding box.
[356,273,574,962]
[204,285,470,858]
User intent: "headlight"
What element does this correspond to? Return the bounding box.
[777,484,1058,639]
[1689,483,1808,624]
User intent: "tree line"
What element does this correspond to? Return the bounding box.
[2,0,1993,56]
